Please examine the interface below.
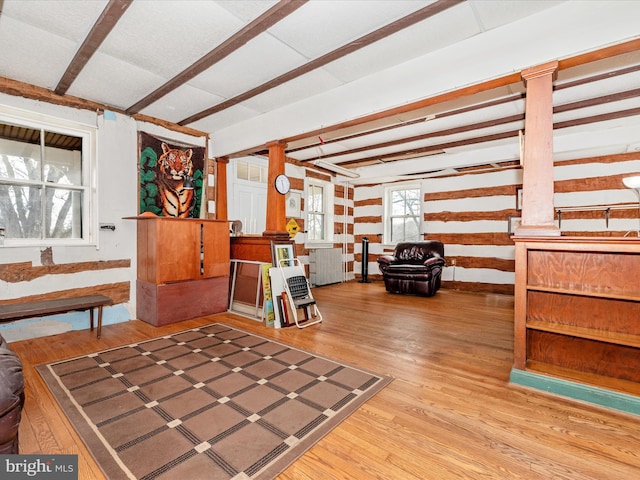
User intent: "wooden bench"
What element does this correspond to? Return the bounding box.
[0,295,112,338]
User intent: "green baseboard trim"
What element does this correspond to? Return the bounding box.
[509,369,640,416]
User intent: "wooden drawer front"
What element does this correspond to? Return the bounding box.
[137,277,229,326]
[527,250,640,295]
[527,291,640,335]
[527,330,640,383]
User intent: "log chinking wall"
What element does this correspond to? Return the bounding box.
[355,152,640,295]
[287,163,355,283]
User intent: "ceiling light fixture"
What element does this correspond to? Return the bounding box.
[312,159,360,178]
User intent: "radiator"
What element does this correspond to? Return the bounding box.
[309,248,343,286]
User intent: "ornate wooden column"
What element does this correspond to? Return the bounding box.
[515,61,560,236]
[263,141,289,239]
[215,156,229,220]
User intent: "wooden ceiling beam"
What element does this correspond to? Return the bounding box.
[557,37,640,71]
[127,0,307,115]
[301,86,640,163]
[335,100,640,169]
[178,0,465,126]
[303,114,525,162]
[54,0,133,95]
[286,93,526,154]
[279,38,640,150]
[0,76,208,139]
[338,130,520,167]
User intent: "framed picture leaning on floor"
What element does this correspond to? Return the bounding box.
[271,241,295,267]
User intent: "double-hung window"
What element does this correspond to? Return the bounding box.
[306,179,334,244]
[0,108,96,246]
[384,184,421,244]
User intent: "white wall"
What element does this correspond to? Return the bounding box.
[0,94,206,341]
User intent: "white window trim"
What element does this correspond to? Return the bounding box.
[304,177,334,248]
[0,105,98,247]
[383,182,422,246]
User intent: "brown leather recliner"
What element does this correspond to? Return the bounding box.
[377,241,446,297]
[0,333,24,454]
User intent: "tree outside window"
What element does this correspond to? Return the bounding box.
[0,119,88,243]
[388,186,421,243]
[307,183,325,241]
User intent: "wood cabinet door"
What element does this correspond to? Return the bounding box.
[202,220,230,278]
[155,219,200,283]
[136,217,230,284]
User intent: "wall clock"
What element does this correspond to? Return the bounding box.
[274,174,291,195]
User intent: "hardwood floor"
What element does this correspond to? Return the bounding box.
[11,282,640,479]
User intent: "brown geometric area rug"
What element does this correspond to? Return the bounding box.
[37,323,392,480]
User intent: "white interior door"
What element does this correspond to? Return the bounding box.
[232,185,266,234]
[227,156,268,235]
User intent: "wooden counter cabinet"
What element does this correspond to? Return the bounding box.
[128,216,230,326]
[513,236,640,396]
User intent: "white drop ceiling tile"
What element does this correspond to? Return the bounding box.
[267,0,435,59]
[439,102,524,127]
[557,50,640,84]
[347,129,419,148]
[140,85,226,125]
[430,122,522,145]
[443,135,516,154]
[98,1,245,77]
[241,69,343,113]
[215,0,279,22]
[507,98,527,116]
[377,104,511,138]
[555,119,640,154]
[67,53,167,109]
[378,139,445,158]
[1,0,107,42]
[414,115,462,134]
[292,142,349,161]
[323,2,479,83]
[334,150,387,164]
[0,17,77,89]
[337,121,521,162]
[553,97,640,124]
[469,0,566,31]
[553,71,640,105]
[466,99,525,119]
[426,84,525,118]
[188,35,309,98]
[333,122,432,150]
[327,140,368,158]
[326,142,418,163]
[291,97,524,157]
[191,104,261,135]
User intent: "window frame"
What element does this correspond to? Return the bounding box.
[383,182,422,245]
[305,177,334,247]
[234,158,268,185]
[0,105,97,247]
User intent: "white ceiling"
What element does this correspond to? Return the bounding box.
[1,0,640,184]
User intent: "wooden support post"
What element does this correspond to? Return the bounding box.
[515,61,560,237]
[215,156,229,221]
[263,141,289,239]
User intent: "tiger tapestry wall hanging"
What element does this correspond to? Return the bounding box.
[138,131,205,218]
